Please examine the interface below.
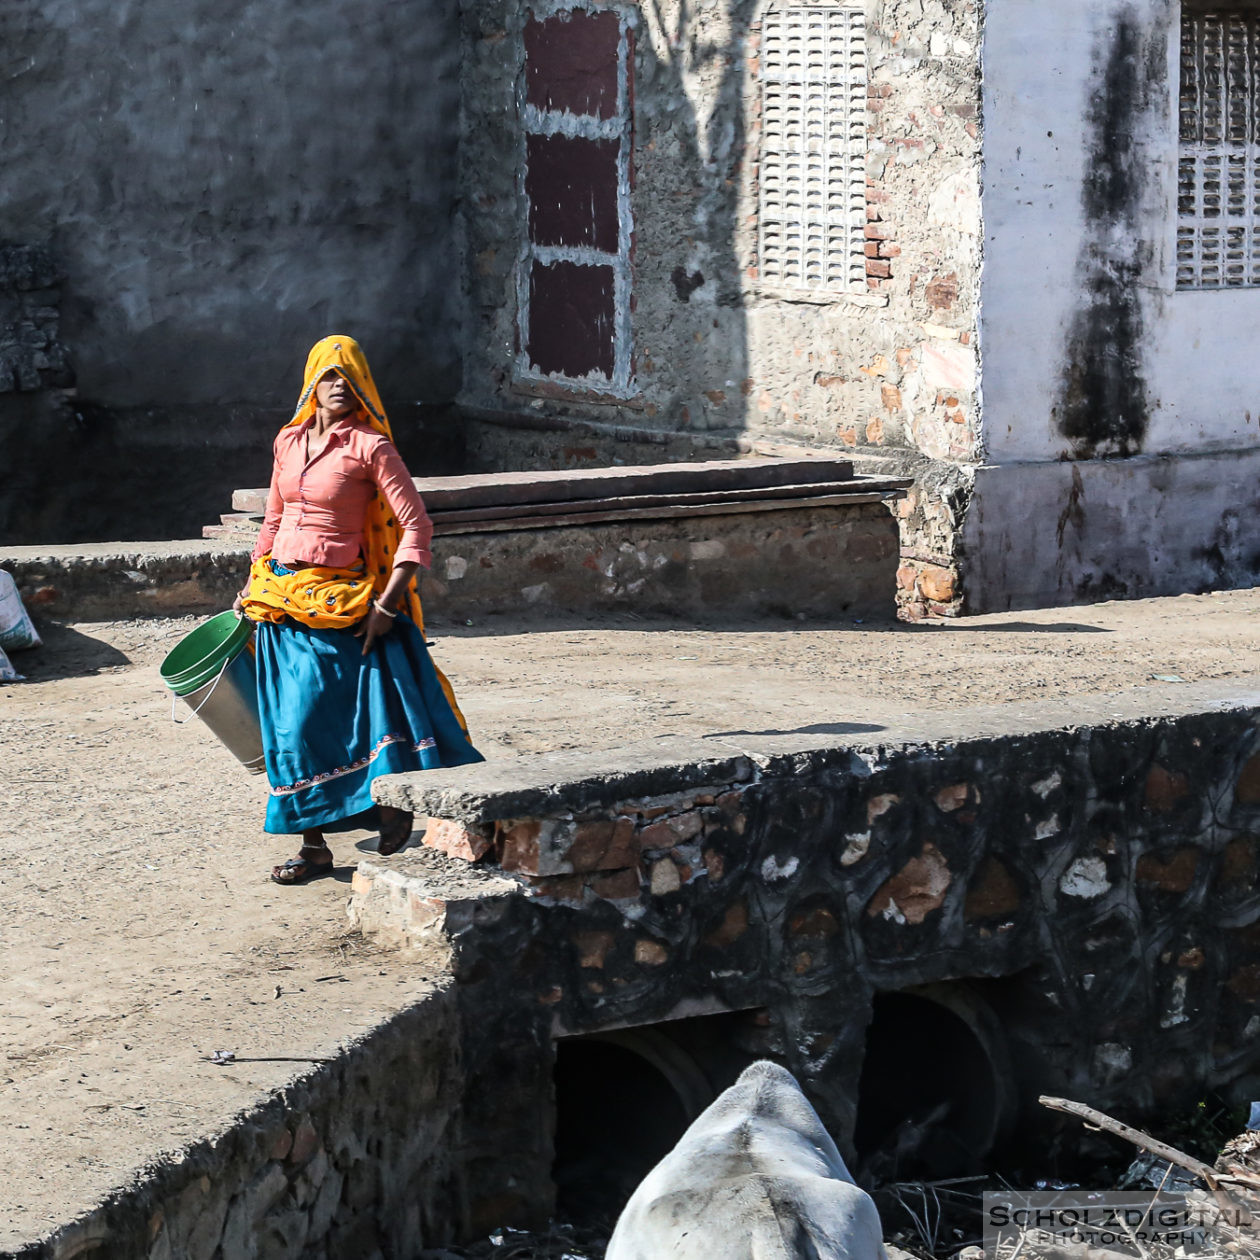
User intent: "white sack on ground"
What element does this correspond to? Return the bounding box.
[0,570,41,651]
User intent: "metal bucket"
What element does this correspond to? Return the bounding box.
[160,611,266,775]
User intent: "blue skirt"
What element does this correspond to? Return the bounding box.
[254,614,484,834]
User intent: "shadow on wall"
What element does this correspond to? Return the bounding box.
[0,393,467,545]
[634,0,753,438]
[0,0,466,544]
[479,0,755,458]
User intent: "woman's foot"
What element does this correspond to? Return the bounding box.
[377,807,414,856]
[271,835,335,885]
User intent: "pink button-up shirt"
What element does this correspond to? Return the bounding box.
[251,420,433,569]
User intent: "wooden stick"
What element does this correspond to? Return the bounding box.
[1038,1095,1220,1187]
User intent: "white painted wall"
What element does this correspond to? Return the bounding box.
[962,449,1260,609]
[979,0,1260,464]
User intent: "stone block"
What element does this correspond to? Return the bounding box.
[649,857,682,896]
[918,564,956,602]
[867,842,952,924]
[1144,765,1190,813]
[424,818,493,862]
[868,797,897,827]
[1220,837,1257,887]
[221,1164,290,1259]
[288,1117,321,1165]
[497,819,542,872]
[639,818,677,851]
[567,816,638,872]
[702,847,725,881]
[702,900,749,947]
[1227,964,1260,1001]
[788,906,839,937]
[1136,848,1199,894]
[532,874,587,904]
[963,856,1021,920]
[590,868,641,901]
[575,930,615,968]
[933,782,968,812]
[1237,751,1260,805]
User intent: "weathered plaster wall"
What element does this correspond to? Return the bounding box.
[961,450,1260,610]
[0,0,463,543]
[460,0,983,456]
[460,0,983,614]
[981,0,1260,463]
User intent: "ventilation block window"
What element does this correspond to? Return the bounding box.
[759,6,868,293]
[1178,9,1260,289]
[518,6,634,392]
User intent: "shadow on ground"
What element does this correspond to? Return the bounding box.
[935,620,1112,634]
[9,622,130,681]
[706,722,886,738]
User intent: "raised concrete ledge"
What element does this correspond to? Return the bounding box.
[0,540,250,620]
[373,676,1260,824]
[2,494,900,622]
[373,735,757,823]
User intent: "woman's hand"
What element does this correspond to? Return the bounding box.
[232,589,248,615]
[355,605,398,656]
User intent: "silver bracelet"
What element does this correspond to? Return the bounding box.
[373,600,398,619]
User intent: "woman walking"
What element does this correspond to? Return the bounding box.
[237,335,482,884]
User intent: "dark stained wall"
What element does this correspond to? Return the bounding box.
[0,0,464,542]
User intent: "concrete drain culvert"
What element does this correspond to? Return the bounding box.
[553,1013,761,1223]
[854,984,1017,1183]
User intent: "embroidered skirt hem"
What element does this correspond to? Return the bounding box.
[254,614,483,834]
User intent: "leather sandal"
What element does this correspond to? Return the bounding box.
[270,846,336,885]
[377,807,414,856]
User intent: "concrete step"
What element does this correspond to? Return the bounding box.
[231,457,857,516]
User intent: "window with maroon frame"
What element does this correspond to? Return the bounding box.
[518,6,634,392]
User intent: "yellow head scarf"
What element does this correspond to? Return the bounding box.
[287,335,424,630]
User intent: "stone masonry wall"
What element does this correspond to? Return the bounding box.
[0,244,72,397]
[4,989,469,1260]
[362,703,1260,1193]
[459,0,983,614]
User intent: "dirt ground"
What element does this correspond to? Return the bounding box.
[5,589,1260,1248]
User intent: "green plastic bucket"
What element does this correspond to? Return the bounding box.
[160,611,265,774]
[160,610,253,695]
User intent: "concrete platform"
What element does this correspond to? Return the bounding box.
[6,590,1260,1254]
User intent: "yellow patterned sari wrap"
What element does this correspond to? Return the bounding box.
[242,560,375,629]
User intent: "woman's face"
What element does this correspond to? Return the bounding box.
[315,369,357,418]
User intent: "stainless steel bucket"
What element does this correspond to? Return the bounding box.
[176,644,266,775]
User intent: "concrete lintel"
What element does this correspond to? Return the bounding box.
[372,736,756,822]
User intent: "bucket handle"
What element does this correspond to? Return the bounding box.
[170,651,233,725]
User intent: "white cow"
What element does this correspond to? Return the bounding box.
[606,1060,888,1260]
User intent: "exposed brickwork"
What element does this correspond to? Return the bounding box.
[0,243,72,394]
